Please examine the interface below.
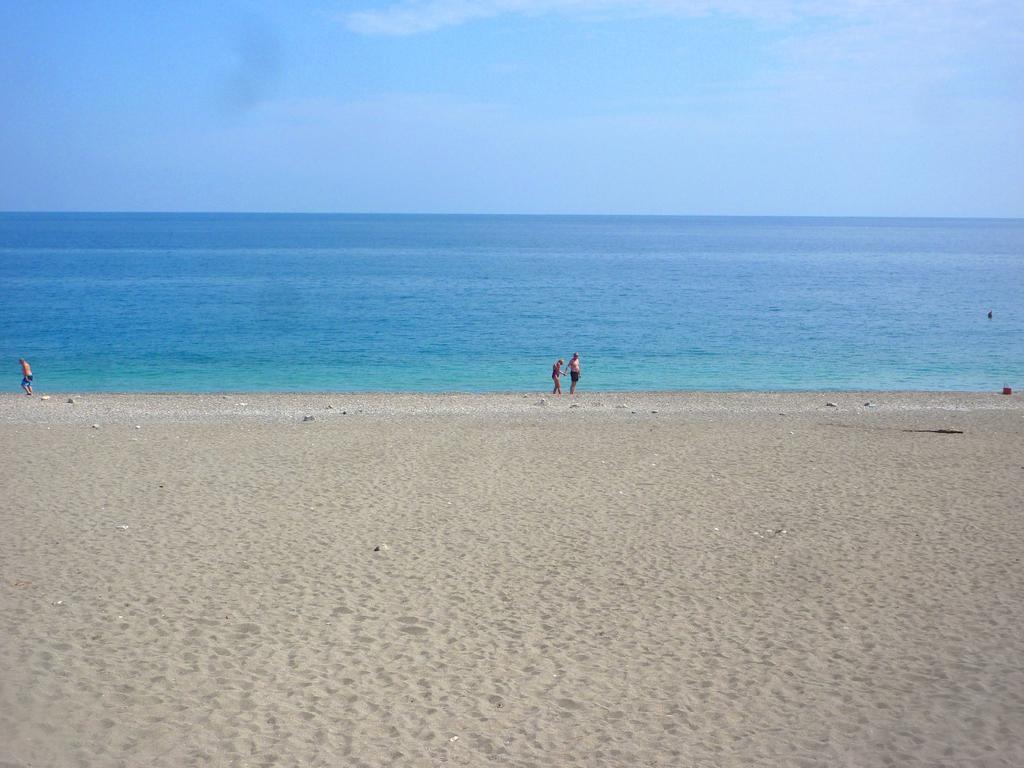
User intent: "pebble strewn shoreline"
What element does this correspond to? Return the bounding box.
[1,390,1019,425]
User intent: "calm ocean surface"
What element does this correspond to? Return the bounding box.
[1,213,1021,392]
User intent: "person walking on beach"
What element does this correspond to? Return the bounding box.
[552,358,565,395]
[567,352,581,394]
[19,358,33,396]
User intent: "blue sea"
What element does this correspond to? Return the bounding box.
[1,213,1021,392]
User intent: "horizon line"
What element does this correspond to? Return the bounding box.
[3,210,1023,222]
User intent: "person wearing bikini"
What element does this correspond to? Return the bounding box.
[567,352,581,394]
[552,359,565,395]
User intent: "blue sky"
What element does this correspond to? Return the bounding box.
[2,1,1022,216]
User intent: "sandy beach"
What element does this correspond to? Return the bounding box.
[2,391,1022,767]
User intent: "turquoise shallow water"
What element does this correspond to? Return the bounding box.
[1,213,1021,392]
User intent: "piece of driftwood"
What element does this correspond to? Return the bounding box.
[902,428,964,434]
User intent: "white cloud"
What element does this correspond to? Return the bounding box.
[343,0,893,36]
[341,0,1024,68]
[341,0,1024,107]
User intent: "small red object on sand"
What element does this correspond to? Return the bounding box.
[1002,386,1013,395]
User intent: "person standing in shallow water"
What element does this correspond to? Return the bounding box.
[567,352,581,394]
[19,358,33,396]
[552,359,564,395]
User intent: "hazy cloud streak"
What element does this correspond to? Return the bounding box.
[344,0,917,36]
